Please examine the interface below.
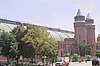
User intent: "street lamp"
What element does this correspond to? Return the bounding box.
[42,56,47,65]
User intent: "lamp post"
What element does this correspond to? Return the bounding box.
[42,56,47,65]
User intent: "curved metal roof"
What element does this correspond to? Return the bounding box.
[0,20,74,41]
[48,30,74,41]
[0,23,17,32]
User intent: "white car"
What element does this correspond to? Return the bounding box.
[55,61,70,66]
[55,62,63,66]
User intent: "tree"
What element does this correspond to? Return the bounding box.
[85,55,91,61]
[79,44,91,56]
[64,51,70,56]
[97,35,100,42]
[22,25,58,61]
[11,24,25,57]
[72,53,80,62]
[11,25,37,58]
[0,30,19,64]
[96,50,100,58]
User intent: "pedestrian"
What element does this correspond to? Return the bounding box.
[52,63,54,66]
[63,61,69,66]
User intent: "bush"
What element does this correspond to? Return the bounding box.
[0,61,8,65]
[72,54,80,62]
[96,50,100,58]
[85,55,91,61]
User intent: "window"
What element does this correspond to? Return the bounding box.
[83,40,86,43]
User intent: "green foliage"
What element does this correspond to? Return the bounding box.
[72,54,80,62]
[79,44,91,56]
[0,30,18,57]
[0,30,19,65]
[64,51,70,56]
[22,25,58,59]
[96,50,100,58]
[11,25,25,57]
[97,36,100,42]
[85,55,91,61]
[0,25,58,62]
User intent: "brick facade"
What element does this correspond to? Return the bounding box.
[0,9,100,58]
[58,9,97,56]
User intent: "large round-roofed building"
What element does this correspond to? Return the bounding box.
[0,9,99,56]
[0,18,75,57]
[0,19,74,41]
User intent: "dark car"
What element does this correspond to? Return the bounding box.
[92,59,99,66]
[0,64,5,66]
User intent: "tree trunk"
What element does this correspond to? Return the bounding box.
[7,56,9,66]
[16,59,18,66]
[34,55,37,64]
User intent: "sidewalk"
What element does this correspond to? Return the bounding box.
[69,61,92,65]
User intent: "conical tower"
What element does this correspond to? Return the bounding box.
[76,9,83,16]
[74,9,87,54]
[86,13,96,56]
[74,9,85,22]
[86,13,94,25]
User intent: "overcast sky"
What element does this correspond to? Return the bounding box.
[0,0,100,36]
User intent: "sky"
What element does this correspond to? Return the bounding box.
[0,0,100,36]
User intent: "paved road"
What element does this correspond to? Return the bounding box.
[69,61,92,66]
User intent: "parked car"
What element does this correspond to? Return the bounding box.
[55,61,69,66]
[92,59,99,66]
[0,64,6,66]
[55,62,63,66]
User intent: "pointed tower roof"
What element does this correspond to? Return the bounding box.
[76,9,83,16]
[86,13,94,25]
[86,13,92,20]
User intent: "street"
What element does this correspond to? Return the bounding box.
[69,61,92,66]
